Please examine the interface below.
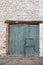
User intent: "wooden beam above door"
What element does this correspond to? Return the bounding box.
[5,20,42,24]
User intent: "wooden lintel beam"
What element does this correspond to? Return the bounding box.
[5,20,42,24]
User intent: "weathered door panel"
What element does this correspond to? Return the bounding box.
[24,25,39,56]
[9,24,25,56]
[8,24,39,56]
[30,25,39,55]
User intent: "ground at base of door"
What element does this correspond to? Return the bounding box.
[0,56,43,65]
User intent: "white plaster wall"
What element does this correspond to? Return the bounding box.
[39,24,43,56]
[39,0,43,56]
[0,0,43,56]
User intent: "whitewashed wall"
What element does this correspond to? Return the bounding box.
[39,0,43,56]
[39,24,43,56]
[0,0,43,56]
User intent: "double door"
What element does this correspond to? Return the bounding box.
[8,24,39,56]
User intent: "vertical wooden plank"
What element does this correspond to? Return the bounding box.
[9,25,15,55]
[6,23,9,56]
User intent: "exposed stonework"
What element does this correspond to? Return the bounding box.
[0,0,43,56]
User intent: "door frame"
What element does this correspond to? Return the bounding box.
[5,20,42,56]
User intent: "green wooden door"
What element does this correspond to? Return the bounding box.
[8,24,39,56]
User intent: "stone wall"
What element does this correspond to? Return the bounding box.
[0,0,43,56]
